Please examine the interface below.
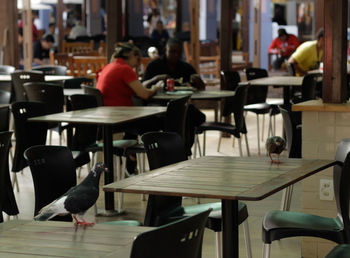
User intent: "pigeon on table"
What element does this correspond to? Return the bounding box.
[34,163,107,226]
[265,136,286,164]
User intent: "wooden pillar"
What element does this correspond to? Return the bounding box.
[106,0,123,61]
[220,0,233,89]
[190,0,199,72]
[57,0,64,53]
[0,1,18,67]
[252,0,261,67]
[315,0,324,33]
[241,0,250,53]
[22,0,33,70]
[322,0,347,103]
[175,0,182,34]
[82,0,86,26]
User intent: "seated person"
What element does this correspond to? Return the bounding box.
[142,37,206,156]
[268,28,300,70]
[143,37,205,90]
[288,28,324,76]
[33,34,55,66]
[97,42,161,106]
[68,20,88,40]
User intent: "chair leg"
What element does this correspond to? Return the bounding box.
[280,185,294,211]
[256,115,261,155]
[286,184,294,211]
[261,114,265,142]
[49,130,52,145]
[193,135,198,158]
[243,220,253,258]
[215,232,222,258]
[197,135,202,157]
[12,173,19,192]
[217,132,222,152]
[117,156,126,213]
[244,134,250,157]
[238,137,243,157]
[203,131,206,156]
[263,243,271,258]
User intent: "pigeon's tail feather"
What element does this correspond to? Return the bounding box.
[34,212,57,221]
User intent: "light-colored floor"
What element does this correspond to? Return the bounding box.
[8,103,302,258]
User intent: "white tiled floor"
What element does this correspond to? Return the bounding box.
[8,107,302,258]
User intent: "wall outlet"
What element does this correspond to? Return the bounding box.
[319,179,334,201]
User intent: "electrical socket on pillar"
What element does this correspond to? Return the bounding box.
[319,179,334,201]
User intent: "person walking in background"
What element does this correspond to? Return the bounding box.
[150,20,169,55]
[288,28,324,76]
[268,28,300,70]
[45,22,58,50]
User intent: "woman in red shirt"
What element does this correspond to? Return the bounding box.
[97,42,161,106]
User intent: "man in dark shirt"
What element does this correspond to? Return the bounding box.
[143,37,205,90]
[33,34,54,66]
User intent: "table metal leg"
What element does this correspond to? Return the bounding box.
[222,199,239,258]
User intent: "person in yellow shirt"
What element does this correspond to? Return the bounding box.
[288,28,324,76]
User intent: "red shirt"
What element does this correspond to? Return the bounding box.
[97,58,138,106]
[268,34,300,57]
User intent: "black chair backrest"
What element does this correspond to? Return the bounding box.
[0,89,11,104]
[11,71,45,101]
[130,209,211,258]
[141,132,187,227]
[23,82,64,115]
[301,73,323,102]
[24,145,77,221]
[164,95,190,140]
[220,70,241,117]
[68,94,98,150]
[245,67,268,105]
[0,105,10,132]
[278,106,301,158]
[0,65,15,75]
[11,101,47,172]
[63,77,93,89]
[334,139,350,240]
[232,83,249,134]
[32,65,67,75]
[0,131,19,222]
[81,85,104,106]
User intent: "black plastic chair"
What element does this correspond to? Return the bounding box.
[24,145,77,222]
[11,71,45,101]
[0,131,19,223]
[142,131,252,258]
[262,138,350,258]
[195,83,250,157]
[81,85,104,106]
[0,90,11,104]
[0,105,10,132]
[292,72,323,104]
[11,101,48,191]
[23,82,65,145]
[32,65,67,75]
[214,70,242,154]
[63,77,93,89]
[326,244,350,258]
[244,68,272,155]
[130,209,211,258]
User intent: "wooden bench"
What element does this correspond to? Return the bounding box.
[62,40,94,54]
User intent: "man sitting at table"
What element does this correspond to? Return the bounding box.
[268,28,300,70]
[142,37,205,90]
[142,37,206,156]
[288,28,324,76]
[33,34,55,66]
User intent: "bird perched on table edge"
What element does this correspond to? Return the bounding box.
[34,163,107,227]
[265,136,286,164]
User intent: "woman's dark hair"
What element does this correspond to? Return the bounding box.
[113,42,141,60]
[278,28,288,38]
[316,28,324,40]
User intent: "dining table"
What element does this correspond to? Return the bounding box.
[104,156,335,258]
[0,74,73,82]
[152,89,236,101]
[0,220,151,257]
[29,106,166,216]
[243,76,304,106]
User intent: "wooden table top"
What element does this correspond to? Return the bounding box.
[104,156,335,201]
[0,220,151,257]
[246,76,304,87]
[29,106,166,125]
[153,90,236,101]
[0,75,73,82]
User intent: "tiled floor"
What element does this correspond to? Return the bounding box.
[9,103,302,258]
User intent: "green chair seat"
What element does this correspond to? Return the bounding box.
[100,220,141,226]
